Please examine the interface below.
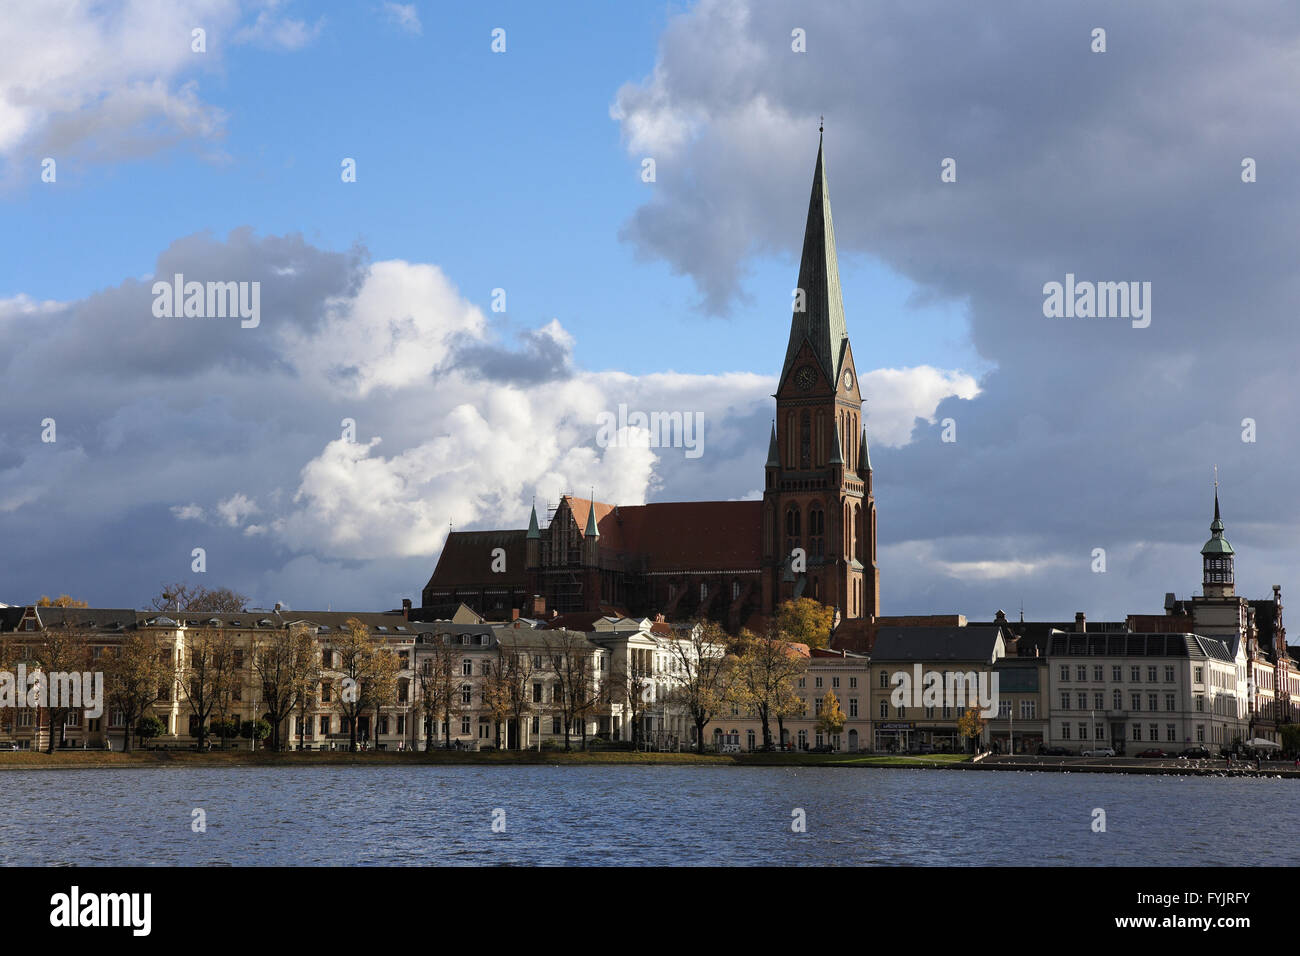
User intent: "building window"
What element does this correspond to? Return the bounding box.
[815,676,823,688]
[879,700,888,718]
[461,717,471,735]
[1093,692,1104,710]
[1095,723,1104,740]
[461,685,472,705]
[1113,690,1122,710]
[1059,665,1070,682]
[849,697,858,717]
[320,716,330,735]
[1147,666,1158,683]
[1132,724,1142,741]
[1078,722,1087,740]
[1060,694,1070,711]
[1061,724,1071,740]
[1093,665,1104,682]
[849,677,857,689]
[1166,724,1176,742]
[1076,693,1087,710]
[1112,665,1122,682]
[1194,667,1203,683]
[879,670,889,688]
[1165,693,1175,711]
[1149,723,1159,742]
[1196,725,1205,742]
[1148,694,1158,712]
[1131,693,1141,711]
[462,660,472,676]
[1131,666,1141,682]
[1164,666,1175,683]
[1019,700,1036,719]
[1076,666,1087,682]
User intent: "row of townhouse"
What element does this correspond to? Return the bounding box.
[0,602,719,752]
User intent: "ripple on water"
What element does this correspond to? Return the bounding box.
[0,765,1297,865]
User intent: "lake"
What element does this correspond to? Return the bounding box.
[2,766,1295,865]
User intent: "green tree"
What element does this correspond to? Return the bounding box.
[136,715,164,744]
[775,598,837,650]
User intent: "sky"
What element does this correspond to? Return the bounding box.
[2,0,1298,622]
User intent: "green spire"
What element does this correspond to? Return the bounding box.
[829,417,844,465]
[1201,485,1233,555]
[780,133,849,390]
[766,421,779,468]
[859,424,871,474]
[585,496,599,538]
[526,500,540,539]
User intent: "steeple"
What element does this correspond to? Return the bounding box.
[584,494,599,538]
[526,500,540,539]
[779,130,849,388]
[858,424,871,476]
[829,417,844,465]
[766,421,779,468]
[1201,473,1234,598]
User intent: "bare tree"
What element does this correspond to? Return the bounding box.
[150,584,249,614]
[105,632,171,752]
[496,641,536,750]
[660,620,733,754]
[617,645,656,750]
[253,623,318,751]
[416,638,462,750]
[178,627,239,751]
[28,624,94,753]
[541,630,596,752]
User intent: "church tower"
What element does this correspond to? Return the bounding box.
[762,132,879,621]
[1201,483,1235,599]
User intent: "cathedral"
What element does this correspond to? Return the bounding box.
[422,136,879,631]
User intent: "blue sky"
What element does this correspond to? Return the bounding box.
[3,0,980,380]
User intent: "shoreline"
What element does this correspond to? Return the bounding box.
[0,750,1294,777]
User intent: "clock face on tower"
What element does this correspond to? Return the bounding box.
[796,366,816,391]
[843,369,853,390]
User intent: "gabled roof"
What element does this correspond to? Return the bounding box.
[424,529,528,590]
[596,500,762,571]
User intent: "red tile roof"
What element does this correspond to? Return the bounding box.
[595,499,762,571]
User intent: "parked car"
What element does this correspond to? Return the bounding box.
[1037,745,1071,756]
[1179,746,1212,759]
[1136,748,1168,758]
[1081,747,1115,757]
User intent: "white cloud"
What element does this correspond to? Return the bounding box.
[172,503,206,521]
[382,2,422,36]
[216,492,259,527]
[862,366,981,447]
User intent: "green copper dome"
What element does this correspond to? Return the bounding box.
[1201,491,1233,555]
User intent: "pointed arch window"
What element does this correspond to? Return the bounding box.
[808,504,825,558]
[785,506,802,557]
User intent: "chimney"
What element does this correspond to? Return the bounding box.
[511,608,520,621]
[402,598,412,620]
[1075,611,1086,632]
[531,594,546,617]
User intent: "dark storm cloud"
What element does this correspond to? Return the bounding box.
[451,323,575,385]
[614,0,1300,616]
